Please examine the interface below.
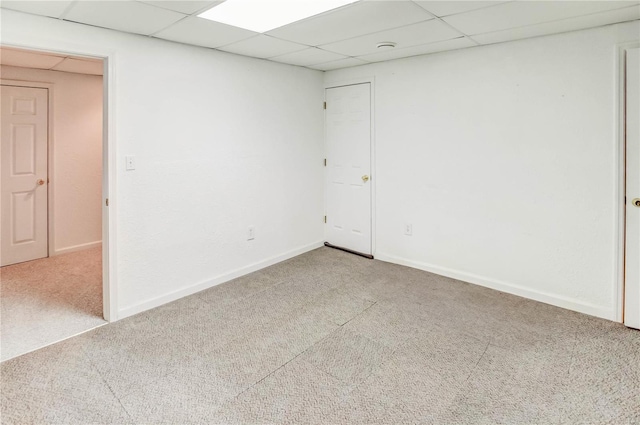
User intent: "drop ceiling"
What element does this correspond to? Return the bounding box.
[1,1,639,71]
[0,46,104,75]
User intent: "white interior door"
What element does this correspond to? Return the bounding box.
[625,47,640,329]
[1,85,49,267]
[325,83,372,256]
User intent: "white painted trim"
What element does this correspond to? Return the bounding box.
[53,240,101,256]
[118,240,325,319]
[324,76,377,257]
[2,42,118,322]
[324,76,376,90]
[103,54,118,322]
[376,252,614,321]
[47,85,55,260]
[370,79,377,257]
[616,41,640,323]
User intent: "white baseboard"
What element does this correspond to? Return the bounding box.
[118,240,325,320]
[53,241,102,256]
[375,252,614,321]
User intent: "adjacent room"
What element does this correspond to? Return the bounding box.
[0,0,639,423]
[0,47,105,361]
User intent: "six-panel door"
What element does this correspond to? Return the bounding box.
[325,83,372,256]
[1,85,49,267]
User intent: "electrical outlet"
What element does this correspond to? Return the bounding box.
[404,224,413,236]
[125,155,136,171]
[247,226,255,240]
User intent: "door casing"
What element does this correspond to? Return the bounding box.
[2,80,56,263]
[324,77,376,257]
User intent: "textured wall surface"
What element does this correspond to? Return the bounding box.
[326,21,640,320]
[1,10,325,318]
[1,65,103,254]
[4,8,637,322]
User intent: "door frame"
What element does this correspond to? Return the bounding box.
[1,80,56,259]
[324,77,376,257]
[616,41,640,323]
[1,43,118,322]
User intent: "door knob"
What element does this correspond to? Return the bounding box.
[362,175,370,183]
[36,179,45,186]
[633,198,640,208]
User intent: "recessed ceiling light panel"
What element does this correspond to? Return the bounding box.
[198,0,359,33]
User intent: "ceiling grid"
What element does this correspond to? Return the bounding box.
[1,0,638,71]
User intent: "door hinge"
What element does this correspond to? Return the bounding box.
[324,158,327,166]
[324,215,327,223]
[105,198,109,207]
[323,101,327,110]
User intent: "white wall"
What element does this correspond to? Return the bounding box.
[1,65,103,255]
[326,21,640,321]
[1,10,325,319]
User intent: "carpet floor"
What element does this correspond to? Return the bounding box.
[1,247,639,424]
[0,247,105,362]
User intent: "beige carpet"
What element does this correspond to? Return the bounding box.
[0,247,105,361]
[2,247,639,424]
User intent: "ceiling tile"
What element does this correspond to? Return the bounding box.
[443,1,639,35]
[154,16,257,48]
[310,57,369,71]
[0,47,65,69]
[320,18,462,57]
[138,1,222,15]
[218,35,308,59]
[51,58,104,75]
[357,36,476,62]
[413,1,509,18]
[471,4,640,45]
[267,1,434,47]
[64,1,186,36]
[0,1,72,18]
[270,47,348,67]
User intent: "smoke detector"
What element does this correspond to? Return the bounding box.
[376,42,397,49]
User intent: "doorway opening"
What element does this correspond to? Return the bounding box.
[0,45,109,360]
